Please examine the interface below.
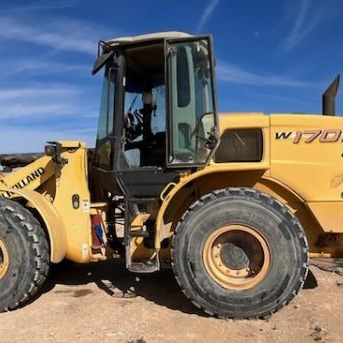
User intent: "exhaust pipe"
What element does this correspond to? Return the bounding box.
[322,74,340,115]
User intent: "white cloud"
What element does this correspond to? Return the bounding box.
[0,16,102,55]
[0,3,112,154]
[0,125,96,154]
[0,84,98,153]
[0,59,89,78]
[2,1,79,14]
[0,86,78,101]
[0,85,98,119]
[196,0,221,33]
[281,0,323,52]
[0,103,79,118]
[217,60,311,88]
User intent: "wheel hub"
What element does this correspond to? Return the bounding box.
[0,237,9,280]
[220,241,250,270]
[203,224,271,290]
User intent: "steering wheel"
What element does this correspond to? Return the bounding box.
[124,109,143,141]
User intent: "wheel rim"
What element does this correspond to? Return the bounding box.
[203,224,271,290]
[0,237,9,280]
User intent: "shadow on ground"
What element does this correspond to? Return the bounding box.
[36,260,319,316]
[43,260,206,317]
[303,269,318,289]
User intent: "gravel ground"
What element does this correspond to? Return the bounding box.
[0,262,342,343]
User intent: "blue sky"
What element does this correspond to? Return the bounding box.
[0,0,342,152]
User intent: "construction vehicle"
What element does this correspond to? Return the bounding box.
[0,31,342,319]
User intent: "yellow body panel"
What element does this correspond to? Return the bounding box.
[0,141,93,263]
[270,114,343,201]
[155,112,343,258]
[217,112,269,132]
[307,202,343,232]
[270,114,343,234]
[51,142,92,263]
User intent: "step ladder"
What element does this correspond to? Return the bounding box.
[124,196,160,273]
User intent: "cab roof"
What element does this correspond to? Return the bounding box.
[106,31,192,47]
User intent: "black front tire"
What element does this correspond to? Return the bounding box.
[0,198,49,312]
[171,187,309,319]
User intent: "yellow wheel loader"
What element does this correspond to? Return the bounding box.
[0,32,342,319]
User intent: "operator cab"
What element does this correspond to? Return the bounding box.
[91,32,219,198]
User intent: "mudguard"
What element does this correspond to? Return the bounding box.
[0,188,67,263]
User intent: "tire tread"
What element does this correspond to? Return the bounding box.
[0,199,49,312]
[171,187,309,319]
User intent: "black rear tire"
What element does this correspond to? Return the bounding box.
[171,187,309,319]
[0,198,49,312]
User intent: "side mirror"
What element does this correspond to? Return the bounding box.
[92,41,117,75]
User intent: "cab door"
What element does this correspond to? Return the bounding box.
[165,36,219,167]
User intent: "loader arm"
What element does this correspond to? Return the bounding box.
[0,155,56,198]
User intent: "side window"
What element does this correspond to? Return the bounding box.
[107,72,115,135]
[96,68,115,140]
[94,68,116,169]
[214,129,263,163]
[177,47,190,107]
[151,85,166,134]
[123,84,166,168]
[97,77,109,140]
[123,91,143,167]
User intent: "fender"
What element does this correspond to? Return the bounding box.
[155,163,270,247]
[155,165,308,247]
[0,188,67,263]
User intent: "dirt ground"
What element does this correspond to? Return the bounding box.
[0,261,343,343]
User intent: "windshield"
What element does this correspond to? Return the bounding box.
[93,67,115,170]
[167,38,217,165]
[96,68,115,140]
